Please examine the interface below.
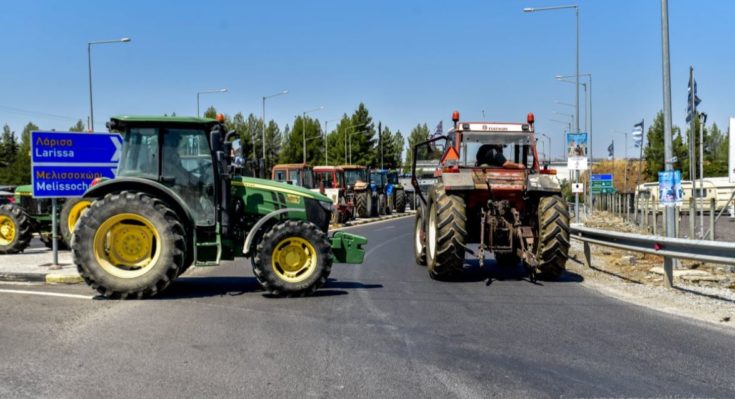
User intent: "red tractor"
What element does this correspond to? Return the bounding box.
[340,165,371,218]
[271,163,314,188]
[412,111,569,281]
[313,166,354,223]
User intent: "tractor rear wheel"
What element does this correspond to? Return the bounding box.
[252,220,332,297]
[60,198,92,246]
[426,185,466,279]
[413,206,426,266]
[72,191,187,299]
[0,204,33,254]
[355,191,369,218]
[534,196,570,280]
[395,189,406,213]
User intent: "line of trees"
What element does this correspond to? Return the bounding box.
[1,101,445,185]
[642,111,729,181]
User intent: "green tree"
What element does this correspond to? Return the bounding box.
[204,106,217,119]
[643,111,687,181]
[69,119,86,132]
[703,122,728,176]
[279,116,324,164]
[405,123,431,171]
[0,124,19,184]
[264,120,282,171]
[377,125,404,169]
[8,122,38,184]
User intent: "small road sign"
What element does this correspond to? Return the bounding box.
[31,131,122,198]
[591,173,615,194]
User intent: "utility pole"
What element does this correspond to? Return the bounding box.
[698,112,707,237]
[660,0,676,287]
[379,122,384,169]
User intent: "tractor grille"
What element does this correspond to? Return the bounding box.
[304,198,330,232]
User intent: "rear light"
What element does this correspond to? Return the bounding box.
[540,168,557,175]
[90,177,104,187]
[6,196,14,203]
[442,165,460,173]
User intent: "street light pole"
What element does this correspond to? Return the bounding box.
[661,0,676,287]
[88,37,131,132]
[262,90,288,173]
[302,106,324,164]
[196,89,227,118]
[524,4,579,133]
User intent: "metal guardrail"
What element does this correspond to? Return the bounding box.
[570,224,735,287]
[570,225,735,266]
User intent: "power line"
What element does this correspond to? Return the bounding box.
[0,105,80,122]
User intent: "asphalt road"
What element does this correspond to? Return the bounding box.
[1,216,734,398]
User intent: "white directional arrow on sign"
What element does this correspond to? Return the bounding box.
[110,136,123,162]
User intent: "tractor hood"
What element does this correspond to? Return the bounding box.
[233,177,332,203]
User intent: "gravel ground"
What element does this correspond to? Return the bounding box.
[569,213,735,329]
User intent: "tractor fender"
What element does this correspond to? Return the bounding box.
[242,208,302,257]
[81,177,196,228]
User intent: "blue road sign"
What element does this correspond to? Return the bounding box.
[590,174,613,181]
[31,131,122,198]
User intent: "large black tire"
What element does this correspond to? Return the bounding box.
[413,206,426,266]
[355,191,369,218]
[426,185,466,279]
[72,191,187,299]
[252,220,332,297]
[534,196,570,280]
[395,189,406,213]
[0,203,33,254]
[60,198,92,246]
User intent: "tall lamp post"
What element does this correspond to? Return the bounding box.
[341,122,368,164]
[88,37,131,132]
[197,89,227,118]
[302,107,324,164]
[541,133,552,163]
[524,4,579,133]
[262,90,288,172]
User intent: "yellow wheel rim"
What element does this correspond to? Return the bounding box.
[93,213,161,278]
[0,215,16,246]
[271,236,317,283]
[67,200,92,235]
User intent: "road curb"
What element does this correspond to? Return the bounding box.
[0,272,83,284]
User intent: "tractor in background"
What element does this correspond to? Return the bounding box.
[271,163,315,188]
[71,115,367,299]
[0,186,91,254]
[312,166,354,223]
[412,111,569,281]
[370,169,407,214]
[340,165,372,219]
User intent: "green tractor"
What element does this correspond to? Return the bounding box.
[71,115,367,299]
[0,186,91,254]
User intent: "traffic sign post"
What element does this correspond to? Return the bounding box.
[31,131,122,265]
[591,174,615,211]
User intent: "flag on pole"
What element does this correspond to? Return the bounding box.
[607,140,614,160]
[686,78,702,123]
[431,121,443,139]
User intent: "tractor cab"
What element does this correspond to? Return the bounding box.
[271,163,315,188]
[313,166,345,189]
[109,115,221,227]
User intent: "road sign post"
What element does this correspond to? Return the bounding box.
[31,131,121,263]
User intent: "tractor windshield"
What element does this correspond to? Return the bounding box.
[344,169,366,186]
[314,171,336,188]
[370,172,386,187]
[460,132,536,169]
[118,128,159,179]
[387,172,399,184]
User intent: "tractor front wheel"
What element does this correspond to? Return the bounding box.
[252,220,332,296]
[426,185,466,279]
[0,204,33,254]
[395,189,406,213]
[413,206,426,266]
[534,196,570,280]
[72,191,187,299]
[355,191,369,218]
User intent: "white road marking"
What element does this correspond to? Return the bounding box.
[331,214,414,232]
[0,288,94,300]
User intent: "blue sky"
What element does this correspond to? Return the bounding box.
[1,0,732,161]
